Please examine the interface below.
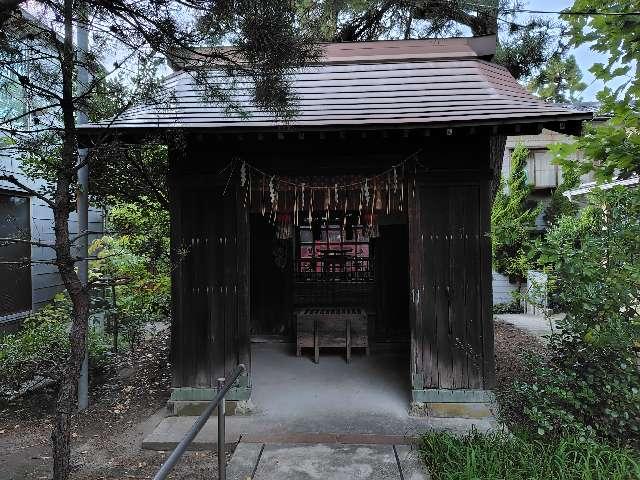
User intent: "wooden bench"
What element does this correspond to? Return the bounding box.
[295,307,369,363]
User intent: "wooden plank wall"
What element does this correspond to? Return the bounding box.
[170,178,250,389]
[409,177,495,390]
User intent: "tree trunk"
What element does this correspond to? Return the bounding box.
[51,241,90,478]
[51,299,90,477]
[50,175,91,480]
[50,0,91,478]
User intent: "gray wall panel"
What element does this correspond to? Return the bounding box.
[1,151,105,319]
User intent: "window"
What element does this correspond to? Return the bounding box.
[296,222,372,281]
[525,149,559,188]
[0,193,31,316]
[0,44,29,126]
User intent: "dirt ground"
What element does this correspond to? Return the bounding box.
[0,329,221,480]
[1,320,546,480]
[493,319,548,425]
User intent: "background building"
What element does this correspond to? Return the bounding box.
[0,10,104,327]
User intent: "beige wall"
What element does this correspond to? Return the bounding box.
[502,129,594,189]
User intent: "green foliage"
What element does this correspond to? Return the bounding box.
[551,1,640,182]
[543,164,580,226]
[494,17,561,81]
[89,144,169,209]
[564,0,640,101]
[492,299,523,314]
[514,187,640,445]
[91,199,171,351]
[420,430,640,480]
[0,295,110,395]
[491,143,541,283]
[552,98,640,182]
[528,54,586,103]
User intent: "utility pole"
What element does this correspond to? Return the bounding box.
[76,6,90,412]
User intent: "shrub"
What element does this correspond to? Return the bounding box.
[492,143,541,283]
[0,295,110,397]
[420,430,640,480]
[514,187,640,446]
[492,300,523,314]
[90,200,171,352]
[543,164,580,227]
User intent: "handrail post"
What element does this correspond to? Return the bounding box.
[217,377,226,480]
[151,364,244,480]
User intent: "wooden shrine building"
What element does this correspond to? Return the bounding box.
[80,35,590,409]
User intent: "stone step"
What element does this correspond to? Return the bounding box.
[142,415,499,451]
[227,442,429,480]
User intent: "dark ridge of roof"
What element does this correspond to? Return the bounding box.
[79,53,592,134]
[318,35,496,64]
[167,35,497,71]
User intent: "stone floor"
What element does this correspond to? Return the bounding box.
[143,343,498,450]
[227,441,428,480]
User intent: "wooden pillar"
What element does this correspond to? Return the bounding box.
[408,166,495,409]
[168,165,251,404]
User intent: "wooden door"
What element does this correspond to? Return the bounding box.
[408,181,494,391]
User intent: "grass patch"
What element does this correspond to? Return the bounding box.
[420,431,640,480]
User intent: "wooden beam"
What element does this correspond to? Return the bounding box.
[412,388,496,403]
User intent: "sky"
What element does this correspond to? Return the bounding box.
[519,0,625,101]
[21,0,625,102]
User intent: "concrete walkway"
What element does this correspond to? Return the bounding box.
[227,441,427,480]
[494,313,563,341]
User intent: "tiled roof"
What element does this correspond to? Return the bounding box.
[80,36,591,132]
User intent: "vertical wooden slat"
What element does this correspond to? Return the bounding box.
[193,192,209,387]
[169,169,183,387]
[206,190,217,387]
[479,178,496,388]
[212,188,226,383]
[236,187,251,379]
[450,188,466,388]
[468,185,483,389]
[224,189,237,379]
[180,191,196,385]
[436,187,454,388]
[407,176,424,390]
[461,186,477,388]
[421,186,437,388]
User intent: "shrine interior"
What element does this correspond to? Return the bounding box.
[250,210,410,359]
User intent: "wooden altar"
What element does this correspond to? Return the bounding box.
[296,307,369,363]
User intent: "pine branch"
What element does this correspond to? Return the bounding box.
[0,173,54,207]
[0,237,56,248]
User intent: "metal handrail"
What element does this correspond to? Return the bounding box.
[153,364,246,480]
